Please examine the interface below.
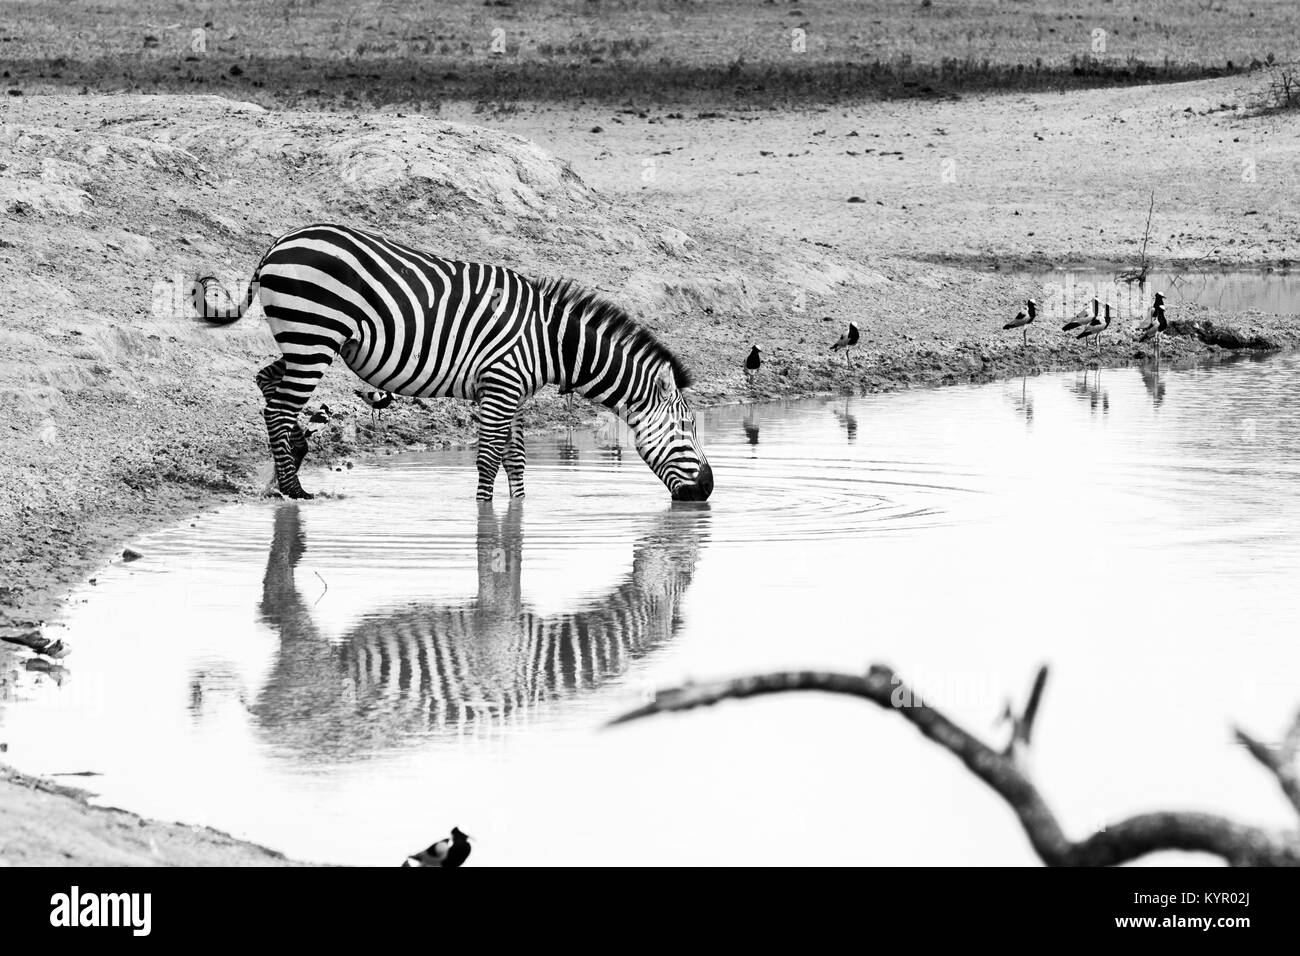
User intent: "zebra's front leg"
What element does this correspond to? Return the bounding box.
[503,421,526,498]
[264,407,312,499]
[475,421,511,501]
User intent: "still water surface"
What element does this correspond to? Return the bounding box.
[1030,267,1300,316]
[4,354,1300,865]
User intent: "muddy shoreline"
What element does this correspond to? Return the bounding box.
[5,317,1292,635]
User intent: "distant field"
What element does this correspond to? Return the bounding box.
[1,0,1297,106]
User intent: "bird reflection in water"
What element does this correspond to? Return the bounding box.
[555,430,580,464]
[831,399,858,442]
[1069,368,1109,417]
[1140,362,1166,407]
[1008,377,1033,428]
[211,501,708,757]
[742,407,760,449]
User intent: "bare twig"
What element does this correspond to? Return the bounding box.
[313,570,329,606]
[1235,709,1300,816]
[1117,190,1155,283]
[1020,666,1047,742]
[1138,189,1155,274]
[609,665,1300,866]
[1001,664,1048,754]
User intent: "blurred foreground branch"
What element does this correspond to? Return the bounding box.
[610,664,1300,866]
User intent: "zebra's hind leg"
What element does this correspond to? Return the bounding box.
[474,377,524,501]
[255,358,287,405]
[262,357,338,500]
[503,420,526,498]
[258,357,311,474]
[264,407,313,499]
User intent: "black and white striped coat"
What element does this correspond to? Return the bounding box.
[199,223,713,502]
[237,502,706,752]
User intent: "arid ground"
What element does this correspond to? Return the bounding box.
[2,0,1299,864]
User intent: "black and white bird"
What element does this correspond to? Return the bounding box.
[290,404,332,471]
[1002,298,1037,347]
[1076,303,1112,352]
[1062,296,1100,332]
[1136,292,1168,343]
[830,321,860,363]
[354,388,394,425]
[402,827,472,868]
[744,345,762,380]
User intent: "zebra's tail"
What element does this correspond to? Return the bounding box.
[194,244,274,325]
[193,272,259,325]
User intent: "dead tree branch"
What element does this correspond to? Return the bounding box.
[1117,190,1155,283]
[609,664,1300,866]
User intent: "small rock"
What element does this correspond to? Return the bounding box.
[847,196,866,203]
[590,125,604,133]
[122,547,143,561]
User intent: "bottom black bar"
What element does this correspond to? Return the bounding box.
[0,865,1282,942]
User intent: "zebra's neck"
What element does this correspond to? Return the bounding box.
[535,278,666,419]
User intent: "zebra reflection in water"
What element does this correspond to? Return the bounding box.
[238,501,708,755]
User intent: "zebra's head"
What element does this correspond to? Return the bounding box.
[631,364,713,502]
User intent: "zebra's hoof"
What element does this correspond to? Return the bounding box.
[283,487,314,500]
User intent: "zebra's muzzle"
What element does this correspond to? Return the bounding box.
[671,460,713,502]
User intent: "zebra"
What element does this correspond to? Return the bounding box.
[219,501,707,755]
[196,223,713,502]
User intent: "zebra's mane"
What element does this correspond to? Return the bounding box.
[542,278,695,390]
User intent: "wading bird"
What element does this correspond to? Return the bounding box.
[1003,299,1037,347]
[1136,292,1168,362]
[744,345,762,381]
[1076,303,1112,353]
[354,388,393,426]
[402,827,472,868]
[830,321,860,363]
[1062,296,1100,333]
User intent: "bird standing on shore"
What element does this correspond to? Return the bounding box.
[744,345,762,382]
[1062,296,1099,332]
[1076,303,1112,353]
[402,827,472,867]
[1136,292,1168,360]
[354,388,394,426]
[830,321,860,363]
[1003,299,1036,347]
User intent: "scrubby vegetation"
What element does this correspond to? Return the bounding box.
[1,0,1297,107]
